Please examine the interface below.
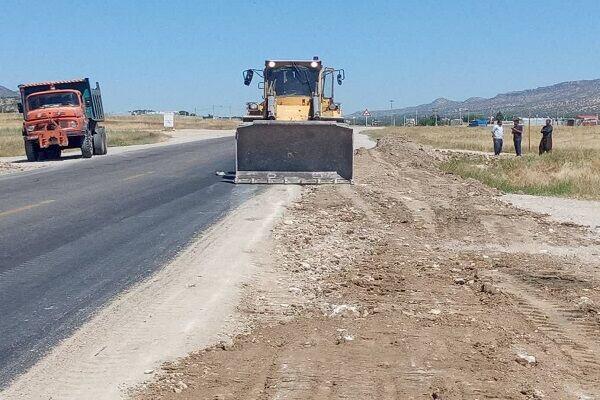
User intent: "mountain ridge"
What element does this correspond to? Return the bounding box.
[351,79,600,118]
[0,85,18,98]
[0,85,19,113]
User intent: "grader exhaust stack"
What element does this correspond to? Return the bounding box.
[235,57,353,184]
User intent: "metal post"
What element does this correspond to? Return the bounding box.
[365,115,368,127]
[528,112,531,152]
[390,100,395,126]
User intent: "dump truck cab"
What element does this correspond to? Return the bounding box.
[23,90,85,150]
[236,57,352,184]
[18,78,107,161]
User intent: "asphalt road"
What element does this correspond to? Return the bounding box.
[0,137,260,386]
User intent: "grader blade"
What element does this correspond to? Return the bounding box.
[235,121,353,184]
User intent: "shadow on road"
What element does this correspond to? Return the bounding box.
[11,154,83,164]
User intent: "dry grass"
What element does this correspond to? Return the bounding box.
[373,125,600,199]
[104,115,238,131]
[442,151,600,199]
[0,113,24,157]
[0,113,239,157]
[370,125,600,154]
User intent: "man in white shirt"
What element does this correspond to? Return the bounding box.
[491,120,504,156]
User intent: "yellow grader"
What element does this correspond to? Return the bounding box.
[236,57,353,184]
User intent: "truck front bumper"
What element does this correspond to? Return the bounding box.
[25,117,86,148]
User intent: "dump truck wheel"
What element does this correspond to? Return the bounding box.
[93,128,108,155]
[100,128,108,155]
[81,131,93,158]
[101,130,108,155]
[24,140,39,162]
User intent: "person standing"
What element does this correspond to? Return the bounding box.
[492,119,504,156]
[539,119,553,155]
[511,118,523,156]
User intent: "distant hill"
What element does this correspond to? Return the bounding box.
[0,85,18,98]
[350,79,600,119]
[0,85,19,113]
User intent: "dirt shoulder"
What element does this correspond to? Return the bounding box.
[136,134,600,400]
[502,194,600,234]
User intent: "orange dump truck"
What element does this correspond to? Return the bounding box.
[18,78,107,161]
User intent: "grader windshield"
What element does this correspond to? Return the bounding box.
[265,66,318,96]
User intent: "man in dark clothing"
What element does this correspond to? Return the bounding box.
[539,119,553,155]
[511,118,523,156]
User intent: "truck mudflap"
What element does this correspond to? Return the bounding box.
[235,121,353,184]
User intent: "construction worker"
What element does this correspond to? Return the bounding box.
[511,118,523,156]
[539,119,553,155]
[491,119,504,156]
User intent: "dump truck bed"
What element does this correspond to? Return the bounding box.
[235,120,353,184]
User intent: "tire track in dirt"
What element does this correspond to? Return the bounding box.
[483,269,600,395]
[365,150,439,234]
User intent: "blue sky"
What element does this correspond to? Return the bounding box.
[1,0,598,115]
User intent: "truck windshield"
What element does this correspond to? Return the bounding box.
[265,66,318,96]
[27,92,80,110]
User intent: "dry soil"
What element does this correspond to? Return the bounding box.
[135,135,600,399]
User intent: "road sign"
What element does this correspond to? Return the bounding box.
[363,109,371,127]
[163,112,174,130]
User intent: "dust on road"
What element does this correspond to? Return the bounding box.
[136,135,600,400]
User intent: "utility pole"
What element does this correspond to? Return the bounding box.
[390,100,395,126]
[528,111,531,152]
[416,109,418,126]
[229,105,232,120]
